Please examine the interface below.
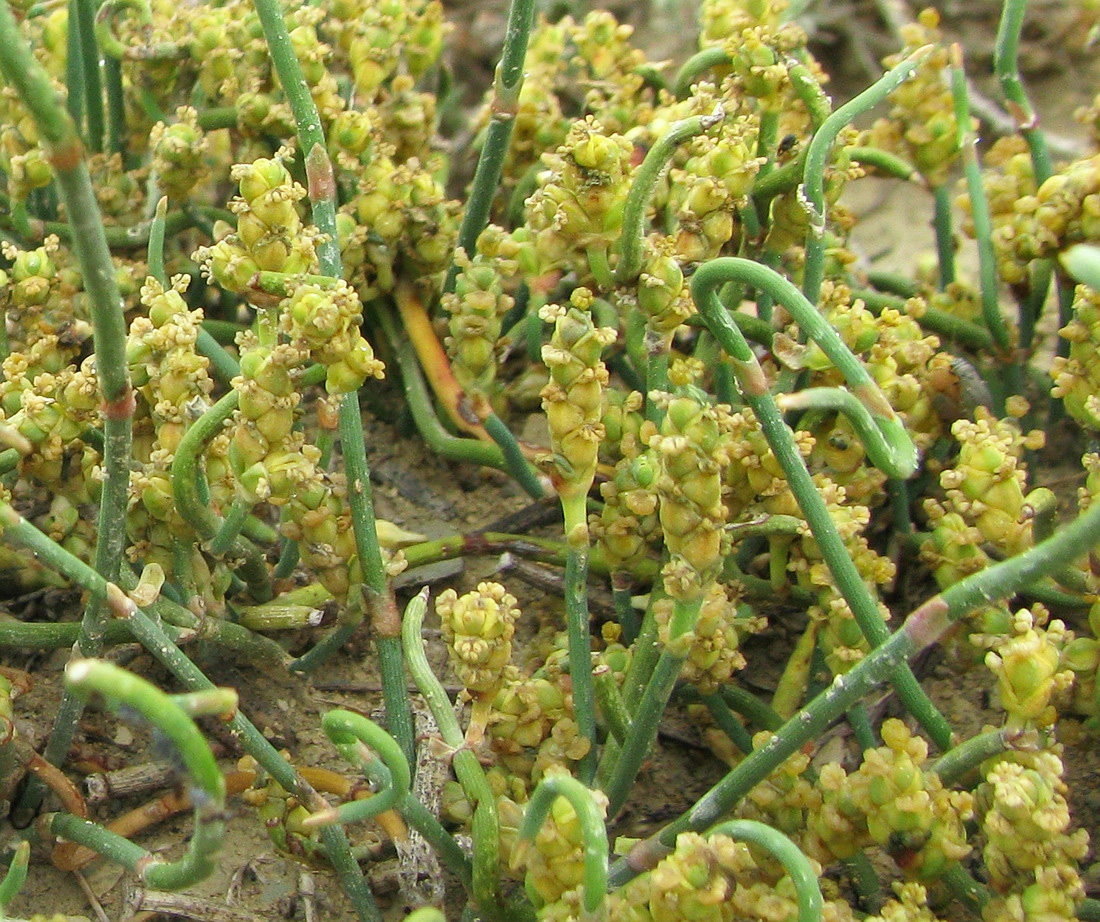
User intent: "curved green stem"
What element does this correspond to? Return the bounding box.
[705,820,822,922]
[800,46,932,306]
[518,775,608,919]
[847,146,919,182]
[169,391,271,600]
[673,46,729,99]
[696,258,917,473]
[311,710,410,827]
[786,57,831,130]
[775,387,917,478]
[57,659,227,890]
[614,108,724,285]
[692,258,950,750]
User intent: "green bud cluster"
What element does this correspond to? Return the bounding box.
[438,581,520,696]
[984,608,1073,729]
[736,730,819,838]
[484,665,590,790]
[722,18,808,113]
[527,118,634,279]
[198,153,320,294]
[127,276,213,456]
[346,149,457,298]
[863,11,962,187]
[652,580,751,694]
[441,228,523,397]
[647,391,733,590]
[931,409,1044,558]
[539,290,616,543]
[283,281,385,395]
[150,107,210,202]
[979,749,1089,901]
[808,719,974,880]
[326,0,445,101]
[592,437,660,572]
[606,831,757,922]
[863,882,946,922]
[997,152,1100,285]
[699,0,789,49]
[227,340,310,506]
[1051,286,1100,429]
[668,118,762,265]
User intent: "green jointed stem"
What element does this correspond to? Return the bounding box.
[74,0,104,150]
[519,775,608,918]
[148,195,168,284]
[614,108,725,285]
[691,259,951,750]
[601,595,702,815]
[949,46,1013,361]
[993,0,1052,185]
[65,0,84,129]
[800,46,932,306]
[445,0,537,295]
[610,490,1100,886]
[705,821,822,922]
[104,57,125,155]
[932,183,956,288]
[854,286,996,352]
[930,728,1012,786]
[482,411,545,499]
[254,0,412,759]
[60,659,228,890]
[566,546,598,786]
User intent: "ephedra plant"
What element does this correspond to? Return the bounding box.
[0,0,1099,919]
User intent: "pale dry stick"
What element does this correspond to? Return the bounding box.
[395,703,445,908]
[72,870,110,922]
[125,888,271,922]
[84,762,182,804]
[298,870,317,922]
